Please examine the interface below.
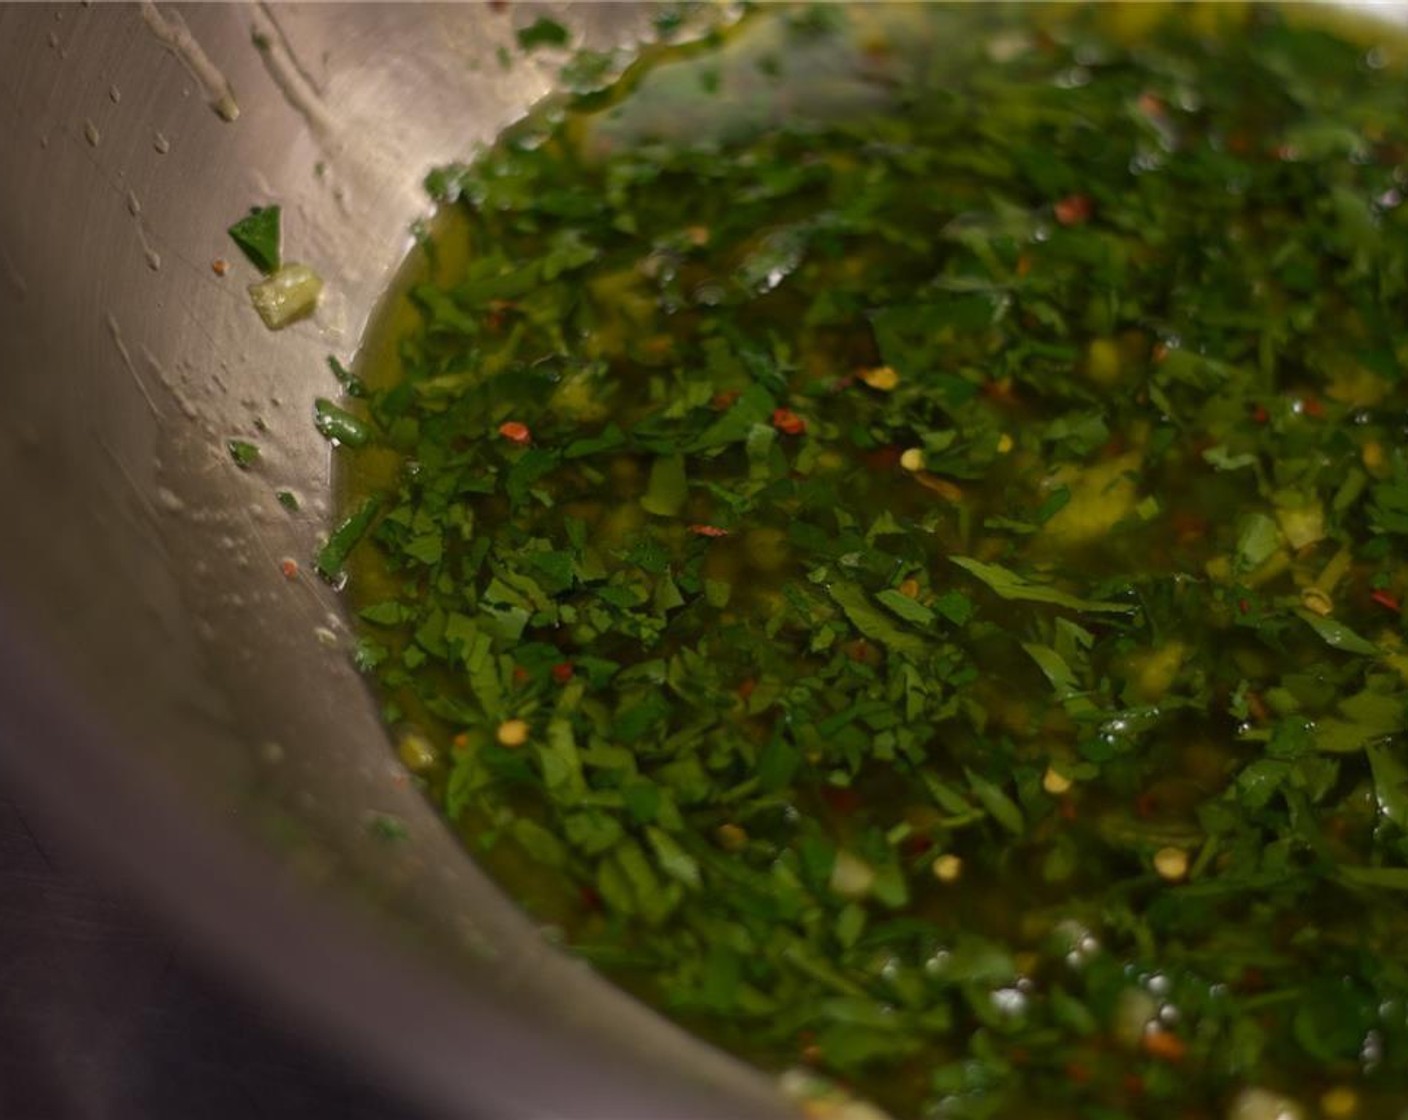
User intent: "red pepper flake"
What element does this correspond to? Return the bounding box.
[1251,403,1270,424]
[981,377,1018,404]
[485,299,515,332]
[736,677,757,701]
[1372,589,1402,614]
[821,786,862,816]
[551,662,575,684]
[901,833,931,858]
[1064,1061,1092,1085]
[688,524,730,538]
[843,638,877,664]
[1058,797,1078,823]
[279,558,299,580]
[1101,433,1131,459]
[1015,252,1033,279]
[1246,691,1271,724]
[511,665,531,686]
[579,885,602,911]
[451,732,471,753]
[1302,395,1325,419]
[1136,91,1166,118]
[710,389,741,410]
[498,420,531,445]
[1054,193,1094,227]
[1141,1029,1187,1063]
[1238,598,1251,616]
[864,444,901,472]
[1170,511,1208,542]
[771,407,806,436]
[1134,791,1157,820]
[211,258,229,277]
[1152,342,1169,364]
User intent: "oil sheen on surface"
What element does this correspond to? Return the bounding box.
[326,5,1408,1118]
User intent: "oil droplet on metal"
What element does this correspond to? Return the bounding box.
[144,249,162,272]
[153,131,170,154]
[109,84,122,104]
[126,191,141,217]
[47,31,59,49]
[83,119,100,147]
[141,1,241,122]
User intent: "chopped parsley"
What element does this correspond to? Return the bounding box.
[515,16,570,53]
[325,6,1408,1119]
[227,205,281,274]
[227,439,260,469]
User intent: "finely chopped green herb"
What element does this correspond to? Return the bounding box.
[326,5,1408,1117]
[227,205,281,274]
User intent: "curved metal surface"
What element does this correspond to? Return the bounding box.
[0,4,792,1119]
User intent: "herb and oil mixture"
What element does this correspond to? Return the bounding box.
[321,6,1408,1118]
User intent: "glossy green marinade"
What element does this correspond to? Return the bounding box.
[324,6,1408,1117]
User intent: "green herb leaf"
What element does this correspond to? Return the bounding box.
[314,399,372,448]
[875,589,935,627]
[1234,513,1282,574]
[1294,609,1379,657]
[316,495,380,582]
[227,206,281,274]
[950,557,1133,614]
[647,826,701,888]
[1367,743,1408,828]
[516,16,570,51]
[827,581,929,658]
[965,769,1025,836]
[227,439,260,469]
[689,384,776,452]
[640,454,688,517]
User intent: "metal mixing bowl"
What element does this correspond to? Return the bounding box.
[0,4,795,1117]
